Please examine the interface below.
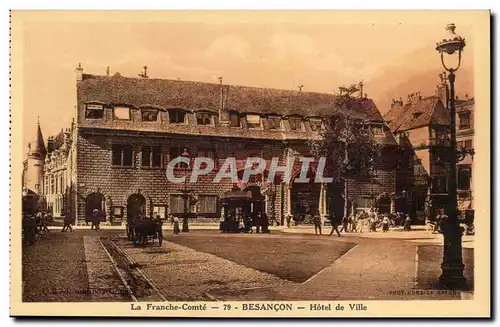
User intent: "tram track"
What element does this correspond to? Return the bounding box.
[98,237,167,302]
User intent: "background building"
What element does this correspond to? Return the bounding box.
[383,74,474,222]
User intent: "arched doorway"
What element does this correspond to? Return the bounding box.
[290,171,321,221]
[127,194,146,220]
[86,192,105,222]
[377,194,391,214]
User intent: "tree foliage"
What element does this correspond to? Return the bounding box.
[308,93,381,182]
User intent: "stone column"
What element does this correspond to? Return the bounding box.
[390,197,396,214]
[285,184,292,217]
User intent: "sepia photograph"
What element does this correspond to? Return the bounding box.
[10,10,490,318]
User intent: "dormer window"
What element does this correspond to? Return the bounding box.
[85,104,104,119]
[114,106,131,120]
[309,118,323,131]
[168,109,186,124]
[412,112,423,120]
[288,117,303,131]
[246,114,261,129]
[229,112,240,127]
[268,116,282,130]
[141,109,159,122]
[196,112,214,126]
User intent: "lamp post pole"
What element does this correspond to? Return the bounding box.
[435,23,466,288]
[181,149,190,233]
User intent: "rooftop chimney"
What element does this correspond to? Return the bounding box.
[391,98,404,109]
[76,62,83,82]
[138,65,148,78]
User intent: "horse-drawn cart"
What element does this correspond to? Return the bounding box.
[126,218,164,246]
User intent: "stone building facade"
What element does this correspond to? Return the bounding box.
[67,67,399,225]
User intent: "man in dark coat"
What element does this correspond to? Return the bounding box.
[328,212,342,237]
[313,214,322,235]
[261,212,270,233]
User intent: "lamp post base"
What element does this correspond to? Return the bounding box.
[439,264,466,289]
[439,223,466,290]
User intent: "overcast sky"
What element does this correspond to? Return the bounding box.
[20,11,475,152]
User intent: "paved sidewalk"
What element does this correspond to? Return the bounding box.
[280,238,463,301]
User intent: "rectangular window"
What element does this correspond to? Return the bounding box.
[432,176,448,194]
[141,109,159,122]
[309,119,322,131]
[112,144,133,167]
[289,117,302,131]
[169,145,188,168]
[268,117,281,130]
[458,165,471,191]
[197,148,216,160]
[169,195,185,214]
[141,145,162,168]
[168,110,186,124]
[153,205,167,219]
[50,175,55,194]
[196,113,213,125]
[114,107,131,120]
[229,112,240,127]
[459,112,471,130]
[198,195,218,213]
[85,104,104,119]
[246,114,261,129]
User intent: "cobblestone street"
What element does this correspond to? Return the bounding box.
[22,228,474,302]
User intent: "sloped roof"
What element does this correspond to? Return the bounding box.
[79,73,383,120]
[383,96,449,132]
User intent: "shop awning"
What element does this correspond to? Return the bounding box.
[458,200,471,211]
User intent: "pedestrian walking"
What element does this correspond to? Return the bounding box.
[328,213,341,237]
[172,216,180,234]
[262,212,270,233]
[219,215,225,233]
[61,211,73,232]
[403,214,412,231]
[382,215,390,232]
[91,209,101,231]
[434,209,445,234]
[286,215,292,228]
[340,215,349,233]
[313,214,322,235]
[255,212,262,233]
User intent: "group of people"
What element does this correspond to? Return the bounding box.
[219,212,270,234]
[309,208,413,236]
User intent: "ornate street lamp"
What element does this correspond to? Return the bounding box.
[435,23,466,288]
[181,149,192,232]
